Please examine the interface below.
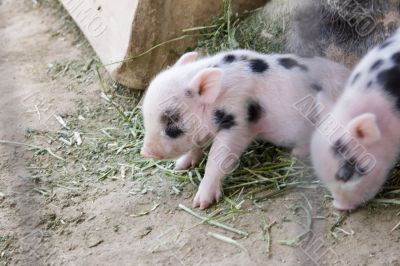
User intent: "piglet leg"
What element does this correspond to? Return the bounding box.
[291,143,310,159]
[193,129,253,209]
[174,148,204,170]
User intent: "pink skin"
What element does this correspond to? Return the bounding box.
[311,31,400,210]
[193,128,255,208]
[140,146,163,160]
[141,50,350,209]
[311,102,399,210]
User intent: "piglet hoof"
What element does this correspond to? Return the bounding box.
[291,146,309,159]
[174,150,202,170]
[333,199,357,211]
[174,157,195,170]
[192,186,222,210]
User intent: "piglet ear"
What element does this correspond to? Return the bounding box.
[189,68,223,104]
[175,52,198,66]
[346,113,381,145]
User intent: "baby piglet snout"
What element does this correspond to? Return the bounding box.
[140,146,162,160]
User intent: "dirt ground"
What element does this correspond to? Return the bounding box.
[0,1,399,265]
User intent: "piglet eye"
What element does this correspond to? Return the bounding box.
[161,109,181,124]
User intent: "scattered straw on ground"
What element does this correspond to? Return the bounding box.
[2,0,399,261]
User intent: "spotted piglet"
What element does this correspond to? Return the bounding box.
[311,30,400,210]
[141,49,350,209]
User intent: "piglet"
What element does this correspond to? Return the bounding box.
[311,30,400,210]
[141,49,350,209]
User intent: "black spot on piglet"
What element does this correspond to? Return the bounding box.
[335,157,366,182]
[370,60,384,72]
[311,83,323,92]
[331,138,346,156]
[278,57,308,71]
[223,54,236,64]
[184,89,194,98]
[247,101,264,123]
[336,159,356,182]
[165,124,184,138]
[249,59,269,73]
[161,109,181,124]
[161,109,185,138]
[377,66,400,109]
[351,73,361,85]
[392,52,400,64]
[214,109,236,130]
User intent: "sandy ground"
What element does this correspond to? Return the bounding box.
[0,1,400,266]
